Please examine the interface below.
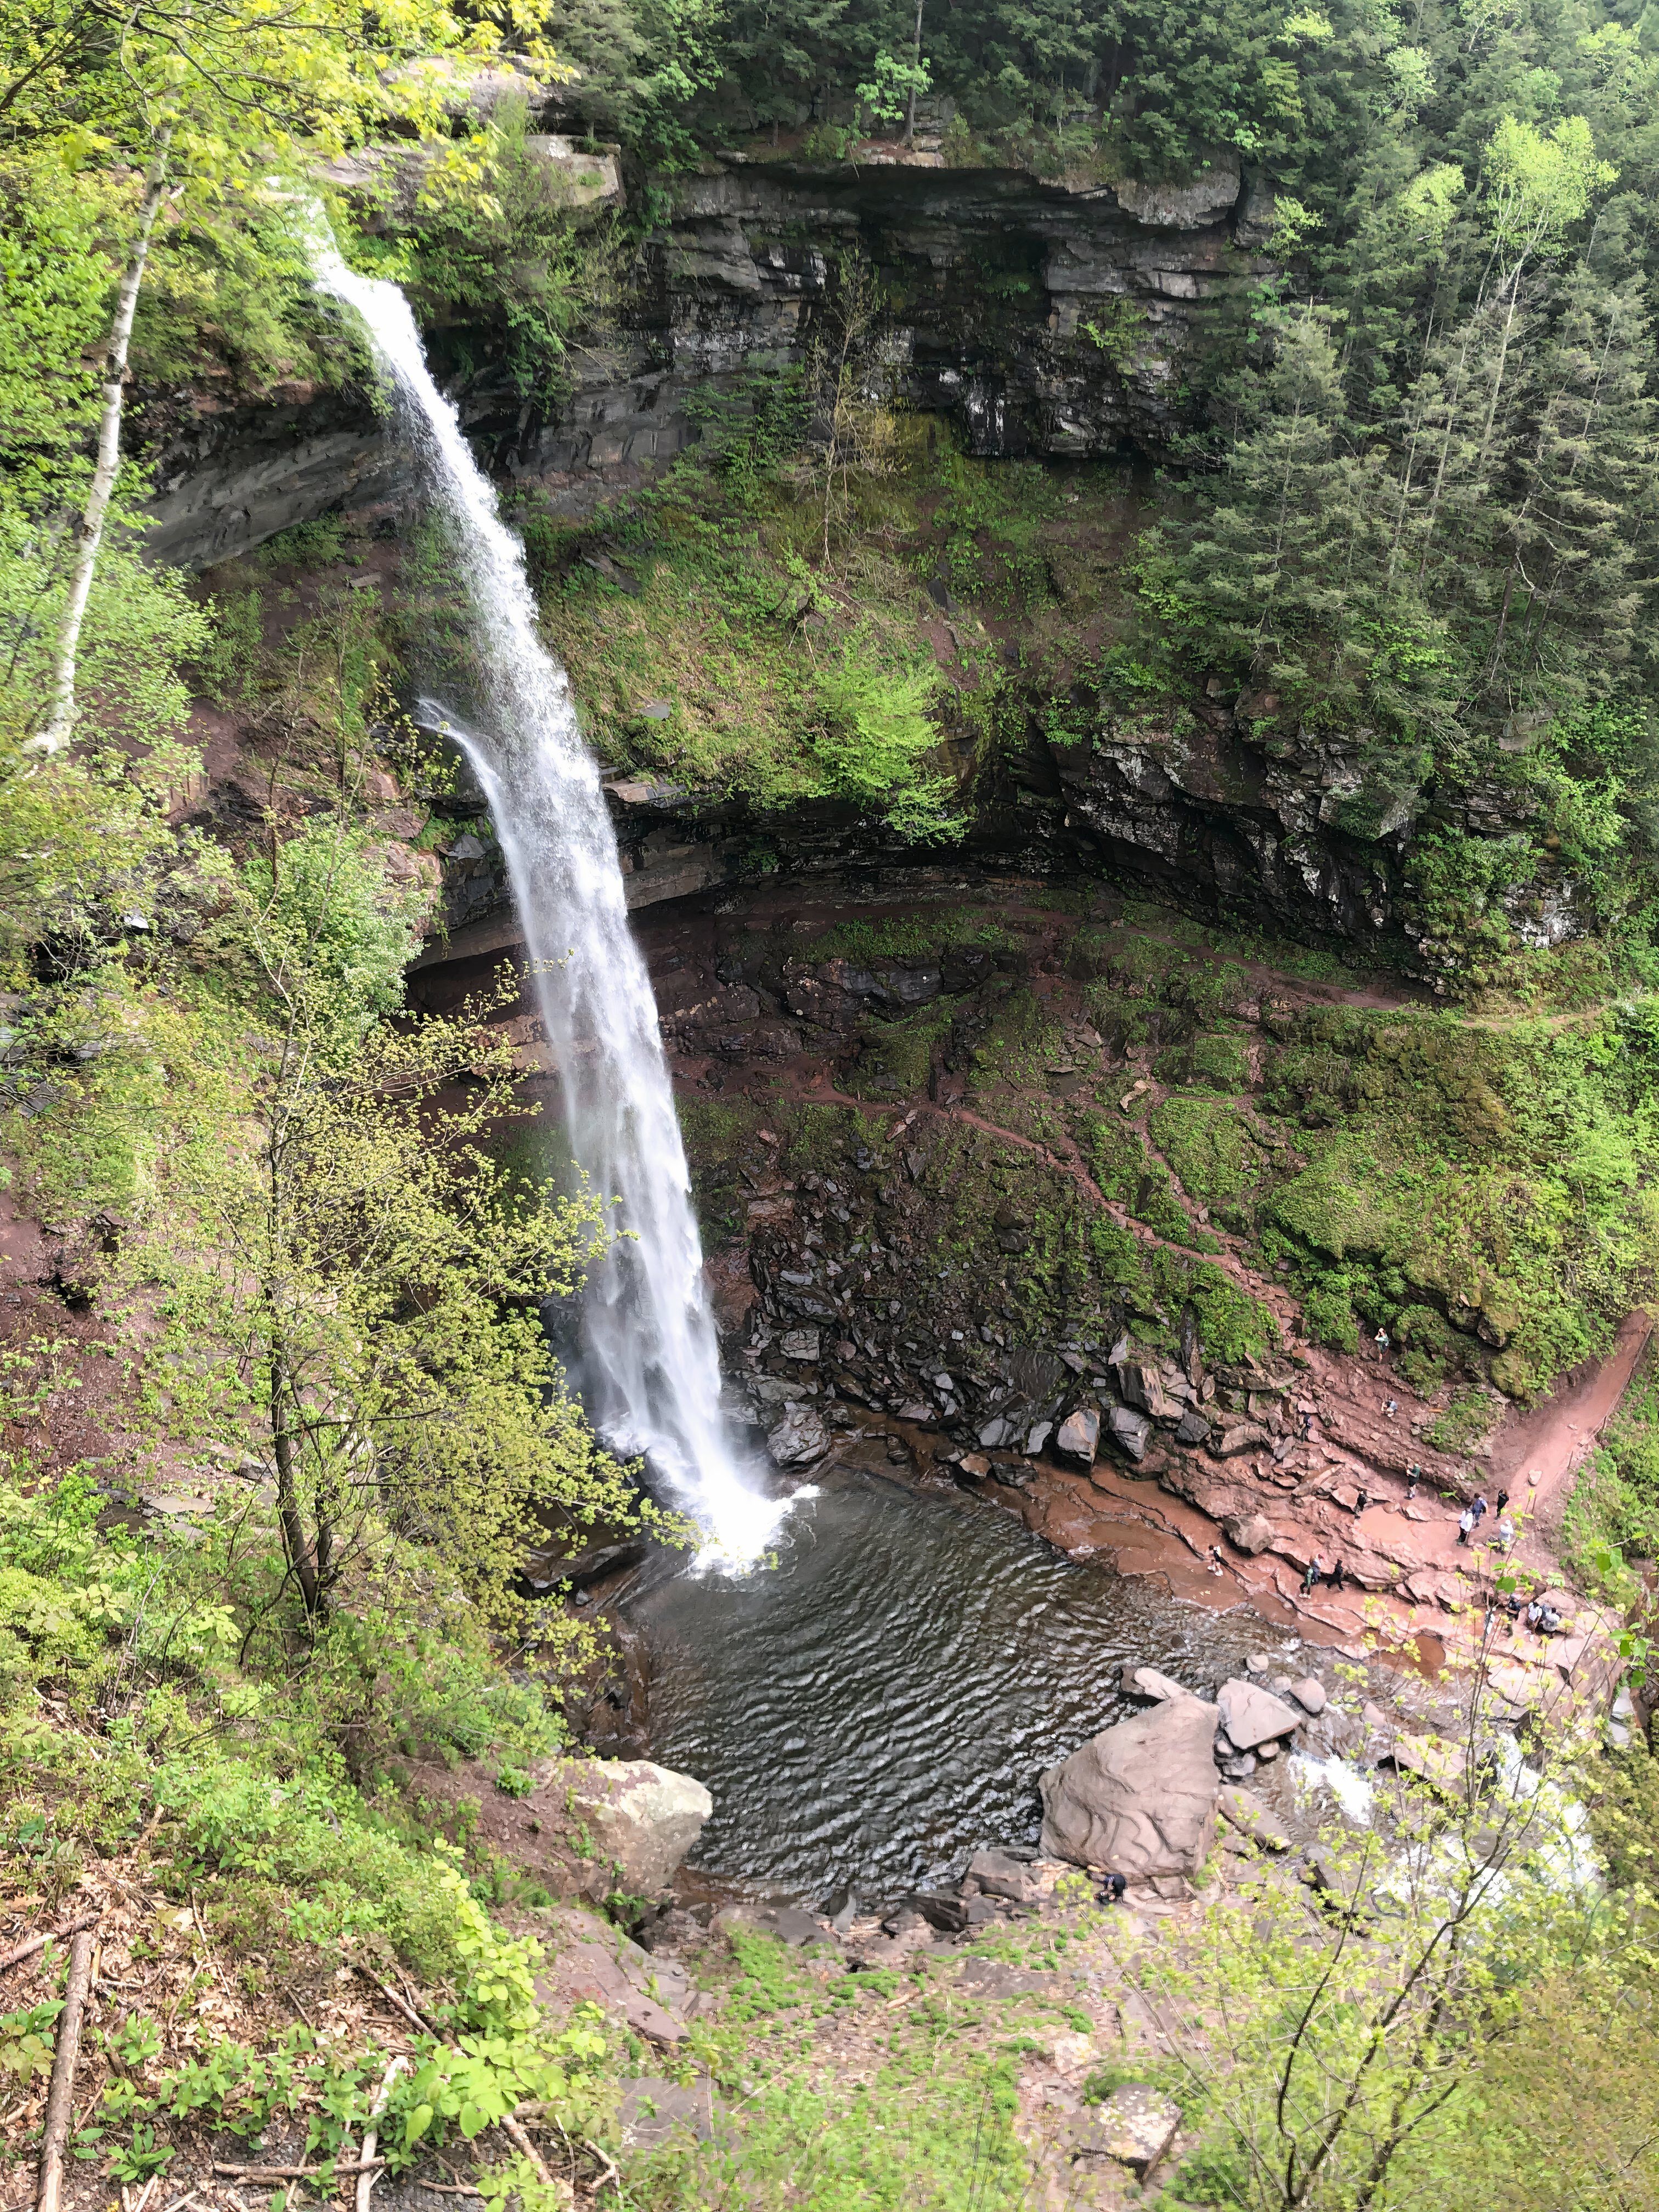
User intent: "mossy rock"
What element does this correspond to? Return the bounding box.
[846,1008,950,1098]
[1075,1110,1147,1202]
[1152,1022,1245,1090]
[1132,1162,1217,1250]
[1147,1097,1265,1205]
[1426,1390,1500,1453]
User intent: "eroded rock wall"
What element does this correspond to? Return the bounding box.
[138,152,1268,567]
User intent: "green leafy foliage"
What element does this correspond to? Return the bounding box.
[357,98,627,399]
[812,630,961,840]
[1258,1002,1659,1397]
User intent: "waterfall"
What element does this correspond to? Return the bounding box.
[307,227,787,1566]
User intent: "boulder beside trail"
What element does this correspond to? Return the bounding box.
[1072,2085,1182,2180]
[535,1904,691,2044]
[1108,1405,1153,1459]
[1056,1407,1101,1463]
[1222,1511,1277,1555]
[1039,1694,1220,1878]
[403,1754,712,1903]
[966,1846,1045,1903]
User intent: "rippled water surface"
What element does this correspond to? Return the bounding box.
[624,1465,1285,1904]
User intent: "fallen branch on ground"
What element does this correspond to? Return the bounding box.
[360,1969,438,2039]
[35,1923,100,2212]
[501,2114,555,2188]
[211,2162,386,2182]
[357,2052,410,2212]
[583,2137,622,2194]
[1,1914,101,1975]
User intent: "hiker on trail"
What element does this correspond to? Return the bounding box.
[1384,1398,1398,1418]
[1208,1545,1224,1576]
[1330,1559,1347,1593]
[1457,1508,1475,1546]
[1407,1464,1420,1499]
[1354,1487,1368,1517]
[1375,1327,1390,1352]
[1099,1871,1127,1905]
[1303,1556,1322,1594]
[1472,1493,1489,1525]
[1496,1488,1510,1516]
[1497,1515,1515,1553]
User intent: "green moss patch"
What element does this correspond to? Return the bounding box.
[1147,1095,1268,1205]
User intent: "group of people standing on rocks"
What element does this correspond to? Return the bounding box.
[1455,1489,1514,1551]
[1299,1479,1527,1607]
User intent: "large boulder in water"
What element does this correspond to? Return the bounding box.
[1039,1695,1220,1879]
[403,1754,712,1902]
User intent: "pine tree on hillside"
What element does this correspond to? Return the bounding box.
[1482,261,1658,713]
[1173,305,1383,713]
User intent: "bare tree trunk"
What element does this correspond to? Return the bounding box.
[29,127,171,757]
[1413,318,1479,589]
[271,1353,322,1618]
[903,0,925,144]
[1472,254,1528,484]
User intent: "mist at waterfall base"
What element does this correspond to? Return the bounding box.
[307,229,788,1568]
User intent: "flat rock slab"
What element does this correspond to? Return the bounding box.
[1040,1694,1220,1878]
[1386,1732,1469,1798]
[618,2074,722,2154]
[536,1907,690,2045]
[714,1904,836,1950]
[1126,1665,1188,1702]
[952,1956,1057,1999]
[967,1847,1043,1903]
[1210,1421,1272,1458]
[1218,1678,1303,1751]
[1072,2085,1182,2179]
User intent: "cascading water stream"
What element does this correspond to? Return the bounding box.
[307,224,787,1566]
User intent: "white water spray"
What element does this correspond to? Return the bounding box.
[308,227,787,1566]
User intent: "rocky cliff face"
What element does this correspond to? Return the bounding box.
[653,148,1269,461]
[140,148,1269,567]
[143,143,1547,968]
[419,715,1477,979]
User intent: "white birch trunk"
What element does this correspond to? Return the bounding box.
[903,0,925,144]
[29,128,172,757]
